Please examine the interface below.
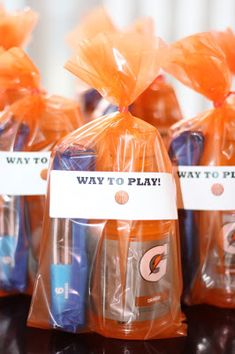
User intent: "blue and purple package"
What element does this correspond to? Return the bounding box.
[169,131,204,297]
[83,88,101,117]
[50,147,96,332]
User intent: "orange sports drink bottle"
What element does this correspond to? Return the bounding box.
[193,106,235,307]
[165,32,235,307]
[27,32,185,339]
[128,17,182,146]
[130,75,182,145]
[89,115,184,339]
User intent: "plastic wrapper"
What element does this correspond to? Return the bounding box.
[0,47,40,111]
[91,18,182,140]
[91,17,155,121]
[130,75,182,145]
[0,48,82,296]
[67,6,117,120]
[0,6,38,49]
[28,32,185,340]
[212,28,235,75]
[68,12,161,122]
[126,16,155,36]
[67,6,116,49]
[165,32,235,307]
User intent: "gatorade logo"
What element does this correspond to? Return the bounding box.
[223,223,235,255]
[139,244,168,282]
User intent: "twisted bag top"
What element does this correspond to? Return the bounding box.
[0,7,37,49]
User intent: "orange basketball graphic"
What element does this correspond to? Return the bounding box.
[114,190,129,205]
[211,183,224,196]
[40,168,48,181]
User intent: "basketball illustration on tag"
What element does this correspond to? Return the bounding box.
[139,244,168,282]
[114,190,129,205]
[211,183,224,196]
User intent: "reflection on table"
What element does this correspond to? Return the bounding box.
[0,296,234,354]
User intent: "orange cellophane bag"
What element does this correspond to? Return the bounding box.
[28,33,185,339]
[0,7,38,49]
[0,48,82,297]
[126,16,155,36]
[128,16,182,142]
[67,6,116,49]
[0,47,40,110]
[67,6,117,119]
[212,28,235,75]
[91,17,156,120]
[166,33,235,308]
[130,75,182,146]
[91,17,182,141]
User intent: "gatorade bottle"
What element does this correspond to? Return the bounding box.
[192,106,235,307]
[89,113,183,339]
[130,75,182,145]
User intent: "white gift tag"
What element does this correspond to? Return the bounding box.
[176,166,235,210]
[50,171,177,220]
[0,151,50,195]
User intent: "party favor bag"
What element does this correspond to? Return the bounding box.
[0,48,82,296]
[28,32,185,339]
[166,33,235,307]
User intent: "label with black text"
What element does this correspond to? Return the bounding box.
[176,166,235,210]
[50,171,177,220]
[0,151,50,195]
